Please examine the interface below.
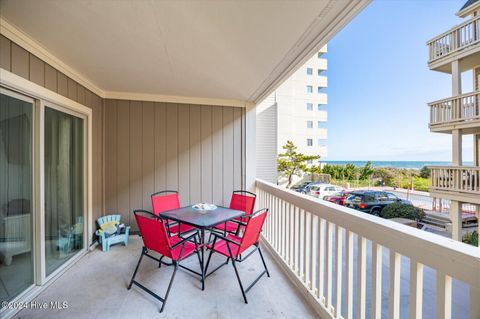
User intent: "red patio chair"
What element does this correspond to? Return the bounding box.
[205,208,270,303]
[128,210,201,313]
[214,190,256,235]
[151,190,196,236]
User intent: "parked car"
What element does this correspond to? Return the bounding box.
[309,184,344,198]
[323,191,350,205]
[291,181,321,194]
[345,191,412,216]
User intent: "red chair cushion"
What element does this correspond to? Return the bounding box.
[169,236,197,261]
[151,193,181,215]
[213,221,239,233]
[207,234,242,258]
[168,223,196,235]
[230,193,256,216]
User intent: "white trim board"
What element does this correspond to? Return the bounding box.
[104,91,254,108]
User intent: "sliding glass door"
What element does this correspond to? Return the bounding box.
[0,90,33,303]
[44,107,84,276]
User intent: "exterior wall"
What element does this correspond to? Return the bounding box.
[276,49,328,158]
[104,101,246,230]
[256,46,328,184]
[0,35,104,234]
[256,94,278,183]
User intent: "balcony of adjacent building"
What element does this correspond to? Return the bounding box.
[429,166,480,204]
[428,91,480,133]
[427,15,480,73]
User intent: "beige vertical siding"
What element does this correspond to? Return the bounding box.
[104,101,246,231]
[1,35,105,235]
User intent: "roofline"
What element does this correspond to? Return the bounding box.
[250,0,371,105]
[457,2,480,18]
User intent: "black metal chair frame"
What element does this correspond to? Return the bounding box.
[204,215,270,304]
[127,210,202,313]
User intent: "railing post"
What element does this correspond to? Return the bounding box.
[389,251,401,319]
[371,242,383,319]
[326,222,333,312]
[317,218,325,302]
[409,260,424,319]
[356,236,367,319]
[345,231,354,319]
[437,272,453,319]
[334,225,343,318]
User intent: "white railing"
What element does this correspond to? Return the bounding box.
[429,91,480,126]
[430,166,480,194]
[427,15,480,63]
[256,179,480,319]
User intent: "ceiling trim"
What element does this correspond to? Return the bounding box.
[0,18,106,98]
[104,91,254,108]
[250,0,371,104]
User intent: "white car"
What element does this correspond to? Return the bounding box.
[309,184,344,199]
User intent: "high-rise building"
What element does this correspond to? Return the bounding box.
[256,45,328,183]
[427,0,480,242]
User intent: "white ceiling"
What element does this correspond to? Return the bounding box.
[0,0,368,104]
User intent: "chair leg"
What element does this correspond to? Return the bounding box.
[257,246,270,278]
[160,262,178,313]
[231,258,248,304]
[204,247,215,275]
[128,249,144,289]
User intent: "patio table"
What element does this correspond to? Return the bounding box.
[161,205,244,290]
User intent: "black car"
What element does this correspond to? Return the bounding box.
[291,181,320,194]
[345,191,412,216]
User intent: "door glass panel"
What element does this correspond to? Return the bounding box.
[44,107,84,276]
[0,92,33,303]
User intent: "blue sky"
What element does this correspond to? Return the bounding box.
[324,0,474,161]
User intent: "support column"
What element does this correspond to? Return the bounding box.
[452,60,462,96]
[474,134,480,167]
[245,102,256,193]
[477,205,480,247]
[452,129,462,166]
[449,201,463,241]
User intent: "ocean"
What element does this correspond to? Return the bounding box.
[322,161,474,170]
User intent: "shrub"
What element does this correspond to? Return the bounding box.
[462,231,478,247]
[420,166,431,179]
[380,202,425,221]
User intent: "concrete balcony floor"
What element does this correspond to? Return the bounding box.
[13,236,317,319]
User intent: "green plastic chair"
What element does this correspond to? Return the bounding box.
[95,214,130,251]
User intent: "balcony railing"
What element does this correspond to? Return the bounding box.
[429,91,480,126]
[427,15,480,63]
[256,179,480,319]
[430,166,480,194]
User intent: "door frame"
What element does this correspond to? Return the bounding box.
[0,69,93,318]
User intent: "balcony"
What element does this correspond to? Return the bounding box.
[428,91,480,133]
[427,15,480,72]
[12,180,479,319]
[430,166,480,204]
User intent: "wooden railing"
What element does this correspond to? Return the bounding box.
[256,179,480,319]
[427,15,480,63]
[429,91,480,126]
[430,166,480,194]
